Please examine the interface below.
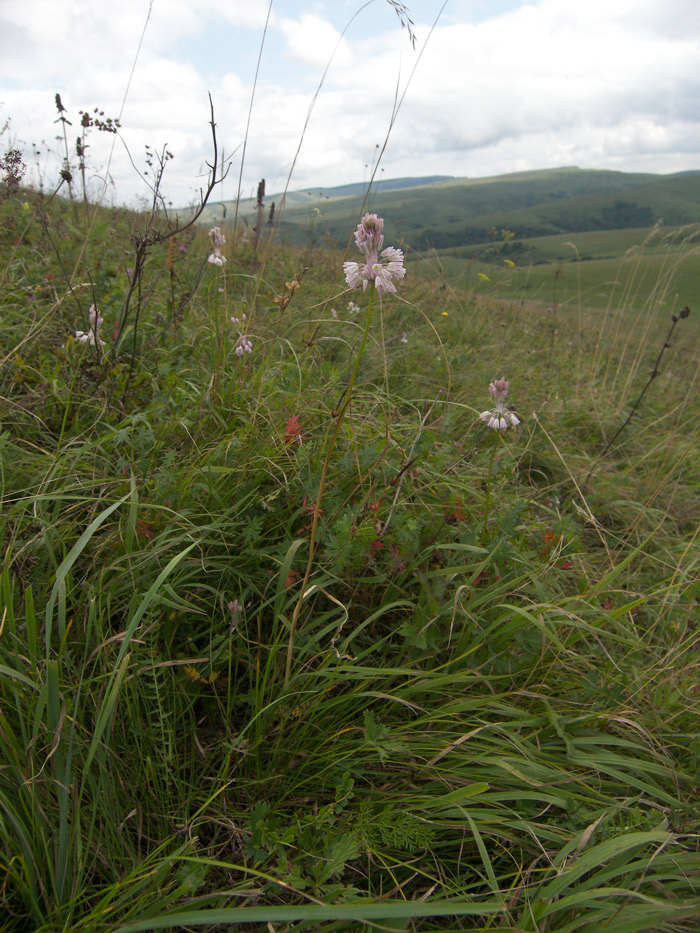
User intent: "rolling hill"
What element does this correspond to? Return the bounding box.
[194,166,700,254]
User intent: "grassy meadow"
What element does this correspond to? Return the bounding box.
[1,120,700,933]
[410,224,700,314]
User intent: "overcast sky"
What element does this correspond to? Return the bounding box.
[2,0,700,207]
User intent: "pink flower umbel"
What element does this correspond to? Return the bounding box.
[480,378,521,431]
[343,213,406,295]
[230,314,252,359]
[208,226,227,266]
[235,335,252,357]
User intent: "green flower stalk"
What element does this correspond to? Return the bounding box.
[284,214,405,687]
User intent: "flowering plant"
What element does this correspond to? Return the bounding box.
[230,312,252,359]
[286,212,404,687]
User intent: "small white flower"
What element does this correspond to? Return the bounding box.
[74,330,105,349]
[480,411,520,431]
[399,332,408,344]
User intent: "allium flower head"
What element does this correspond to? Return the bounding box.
[480,378,520,431]
[235,335,252,357]
[208,226,227,266]
[75,304,105,350]
[344,213,405,296]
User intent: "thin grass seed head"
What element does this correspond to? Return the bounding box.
[344,213,406,295]
[480,378,520,431]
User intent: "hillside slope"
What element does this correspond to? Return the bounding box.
[220,166,700,250]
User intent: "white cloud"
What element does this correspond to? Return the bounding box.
[378,0,700,179]
[2,0,700,207]
[280,13,352,67]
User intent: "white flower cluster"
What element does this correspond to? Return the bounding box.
[75,304,105,351]
[208,227,227,266]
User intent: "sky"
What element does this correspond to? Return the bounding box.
[2,0,700,207]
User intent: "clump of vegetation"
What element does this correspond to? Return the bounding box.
[1,12,700,932]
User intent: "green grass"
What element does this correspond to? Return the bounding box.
[410,223,700,313]
[1,150,700,933]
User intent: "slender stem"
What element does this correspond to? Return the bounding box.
[55,362,82,457]
[284,285,375,688]
[381,391,442,539]
[583,309,688,486]
[481,442,497,546]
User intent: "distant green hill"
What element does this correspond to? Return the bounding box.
[184,167,700,309]
[189,175,454,223]
[281,175,454,202]
[183,167,700,252]
[262,167,700,252]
